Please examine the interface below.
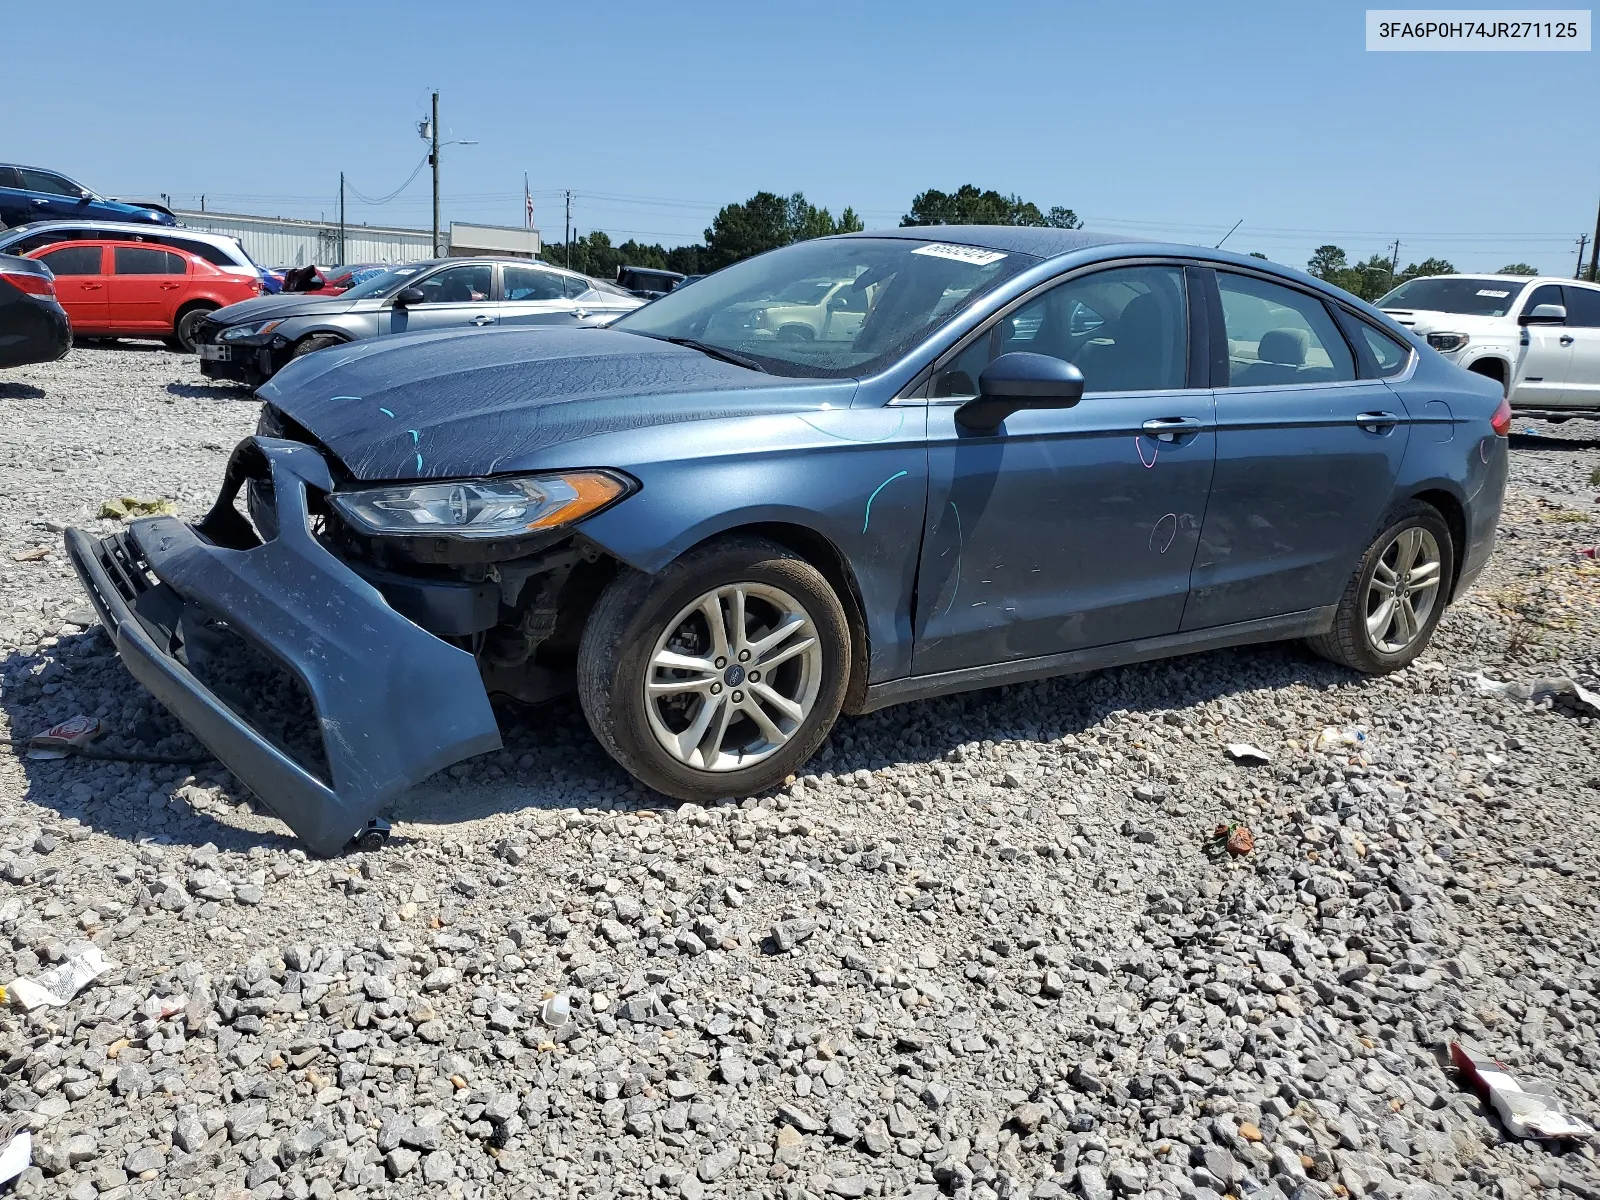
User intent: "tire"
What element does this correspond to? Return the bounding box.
[292,333,345,360]
[1306,500,1454,674]
[169,306,216,353]
[577,535,851,802]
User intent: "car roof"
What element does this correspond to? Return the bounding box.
[837,226,1130,258]
[0,219,241,245]
[29,239,202,253]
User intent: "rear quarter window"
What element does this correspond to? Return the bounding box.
[1356,322,1410,376]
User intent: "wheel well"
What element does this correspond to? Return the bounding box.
[687,522,871,713]
[1467,357,1507,388]
[174,299,217,320]
[296,331,349,348]
[1412,489,1467,600]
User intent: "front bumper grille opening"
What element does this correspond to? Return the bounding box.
[179,609,332,786]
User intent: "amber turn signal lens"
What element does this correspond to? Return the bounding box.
[524,471,631,529]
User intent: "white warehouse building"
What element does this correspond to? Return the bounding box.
[171,209,541,267]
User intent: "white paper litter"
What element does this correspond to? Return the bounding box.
[1474,673,1600,717]
[1224,743,1271,765]
[0,1131,30,1188]
[5,944,112,1010]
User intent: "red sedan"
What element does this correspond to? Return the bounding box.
[24,240,261,351]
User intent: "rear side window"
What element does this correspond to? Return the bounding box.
[8,232,65,254]
[114,247,183,275]
[161,237,236,267]
[502,265,566,301]
[1562,286,1600,328]
[1356,322,1410,376]
[38,246,103,276]
[1216,273,1355,386]
[563,275,593,300]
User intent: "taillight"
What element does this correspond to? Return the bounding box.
[1490,396,1512,437]
[2,270,55,298]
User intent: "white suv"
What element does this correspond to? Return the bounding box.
[1378,274,1600,412]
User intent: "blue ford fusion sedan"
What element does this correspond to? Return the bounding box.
[66,227,1508,854]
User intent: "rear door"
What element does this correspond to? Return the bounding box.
[913,261,1217,673]
[1557,284,1600,408]
[1512,283,1574,408]
[498,263,576,326]
[35,244,109,330]
[109,246,185,330]
[1183,268,1410,629]
[385,262,496,335]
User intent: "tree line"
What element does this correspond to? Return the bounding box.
[541,186,1535,298]
[542,184,1080,278]
[1306,245,1538,300]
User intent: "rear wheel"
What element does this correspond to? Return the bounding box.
[1306,500,1454,673]
[577,536,850,801]
[292,333,346,360]
[170,305,216,353]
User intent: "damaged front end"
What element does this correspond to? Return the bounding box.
[64,434,625,855]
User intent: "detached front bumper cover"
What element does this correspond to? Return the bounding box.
[64,438,502,855]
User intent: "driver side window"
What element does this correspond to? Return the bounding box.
[414,264,493,304]
[931,265,1188,398]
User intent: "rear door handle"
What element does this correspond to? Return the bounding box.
[1357,411,1400,432]
[159,282,181,290]
[1560,334,1575,346]
[1141,416,1204,442]
[470,314,494,326]
[81,283,103,290]
[574,308,590,319]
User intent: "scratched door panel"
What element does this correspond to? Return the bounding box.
[913,392,1216,675]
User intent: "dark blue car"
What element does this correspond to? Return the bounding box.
[65,227,1508,854]
[0,164,174,230]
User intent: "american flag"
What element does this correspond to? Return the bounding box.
[524,174,533,229]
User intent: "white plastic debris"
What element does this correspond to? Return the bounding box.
[5,944,112,1010]
[540,992,572,1028]
[1224,743,1271,765]
[0,1130,30,1188]
[1316,725,1371,751]
[1452,1042,1594,1141]
[25,714,104,761]
[1473,673,1600,717]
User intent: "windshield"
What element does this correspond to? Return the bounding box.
[338,264,430,301]
[1378,277,1529,318]
[611,236,1038,378]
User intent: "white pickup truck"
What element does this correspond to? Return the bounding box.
[1378,274,1600,413]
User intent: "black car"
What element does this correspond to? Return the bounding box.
[617,264,686,299]
[0,252,70,368]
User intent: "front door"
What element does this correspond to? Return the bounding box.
[17,168,88,220]
[913,263,1216,674]
[498,263,578,326]
[1512,283,1574,408]
[109,246,186,330]
[385,262,496,335]
[1183,269,1410,629]
[34,244,108,330]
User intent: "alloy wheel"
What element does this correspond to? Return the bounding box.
[1365,526,1442,654]
[644,582,823,771]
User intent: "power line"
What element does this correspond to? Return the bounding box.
[344,155,431,205]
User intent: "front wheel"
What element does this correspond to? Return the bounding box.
[1306,500,1454,673]
[577,536,850,801]
[172,306,215,353]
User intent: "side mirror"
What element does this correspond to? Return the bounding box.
[394,286,426,306]
[956,352,1085,431]
[1519,303,1566,325]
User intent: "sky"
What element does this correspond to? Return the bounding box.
[8,0,1597,275]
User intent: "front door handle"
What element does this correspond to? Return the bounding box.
[1560,334,1576,346]
[1357,411,1400,433]
[470,314,494,326]
[1141,416,1204,443]
[574,308,590,319]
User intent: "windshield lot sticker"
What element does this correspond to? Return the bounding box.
[912,244,1008,266]
[1476,289,1510,297]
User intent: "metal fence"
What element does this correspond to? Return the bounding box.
[172,209,435,267]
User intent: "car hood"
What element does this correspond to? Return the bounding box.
[211,294,367,325]
[258,325,850,481]
[1379,308,1513,338]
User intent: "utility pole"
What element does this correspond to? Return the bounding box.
[430,91,441,258]
[339,173,346,266]
[1590,190,1600,281]
[1579,235,1591,279]
[565,190,573,270]
[1388,239,1402,285]
[200,194,206,213]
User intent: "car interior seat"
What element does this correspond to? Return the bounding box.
[1233,327,1309,386]
[1074,292,1173,392]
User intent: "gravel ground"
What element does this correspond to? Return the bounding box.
[2,344,1600,1200]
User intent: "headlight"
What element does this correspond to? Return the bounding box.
[1426,332,1469,353]
[219,320,284,342]
[329,471,634,539]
